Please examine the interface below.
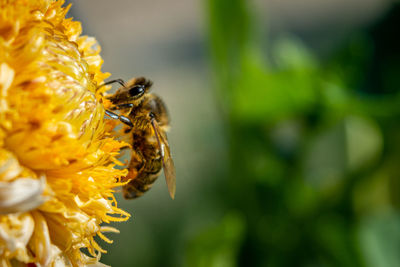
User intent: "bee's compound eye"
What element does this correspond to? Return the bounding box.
[129,85,145,97]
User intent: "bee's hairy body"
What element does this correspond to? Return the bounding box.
[122,93,169,199]
[124,129,163,198]
[103,77,176,199]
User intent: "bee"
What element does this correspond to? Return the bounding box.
[101,77,176,199]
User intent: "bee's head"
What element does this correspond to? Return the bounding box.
[107,77,153,105]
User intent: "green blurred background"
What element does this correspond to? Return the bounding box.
[68,0,400,266]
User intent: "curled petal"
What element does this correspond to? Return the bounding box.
[0,176,46,214]
[0,213,34,262]
[30,211,53,266]
[0,63,14,115]
[0,150,22,181]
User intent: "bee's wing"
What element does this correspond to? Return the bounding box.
[151,119,176,199]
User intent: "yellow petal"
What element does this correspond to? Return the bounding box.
[0,0,130,265]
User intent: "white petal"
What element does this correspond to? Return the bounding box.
[0,213,34,254]
[87,262,110,267]
[80,252,110,267]
[0,63,15,113]
[0,150,22,181]
[31,211,53,267]
[0,176,46,214]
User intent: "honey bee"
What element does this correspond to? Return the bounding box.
[101,77,176,199]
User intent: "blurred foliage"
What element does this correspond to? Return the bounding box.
[186,213,245,267]
[185,0,400,266]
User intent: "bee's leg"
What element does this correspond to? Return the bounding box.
[97,79,126,90]
[117,103,134,109]
[105,110,133,127]
[109,103,134,111]
[120,145,131,151]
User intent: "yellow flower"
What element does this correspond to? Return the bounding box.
[0,0,130,266]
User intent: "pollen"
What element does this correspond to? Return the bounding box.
[0,0,130,266]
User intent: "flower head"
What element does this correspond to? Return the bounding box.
[0,0,130,266]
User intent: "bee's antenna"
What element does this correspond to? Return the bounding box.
[97,79,127,92]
